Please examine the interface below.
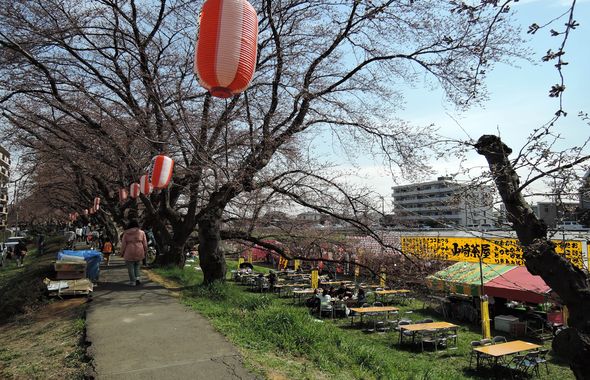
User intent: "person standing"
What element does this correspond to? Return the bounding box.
[65,231,76,248]
[120,220,147,286]
[37,234,45,255]
[14,241,28,267]
[101,239,114,266]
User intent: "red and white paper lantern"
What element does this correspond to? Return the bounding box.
[94,196,101,211]
[150,155,174,189]
[119,188,128,203]
[89,206,95,215]
[129,183,141,199]
[194,0,258,98]
[139,174,152,196]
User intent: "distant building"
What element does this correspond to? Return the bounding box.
[392,176,495,227]
[296,212,323,222]
[0,146,9,229]
[531,201,578,228]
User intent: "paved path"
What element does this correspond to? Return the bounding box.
[86,256,256,380]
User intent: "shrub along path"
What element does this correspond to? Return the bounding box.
[85,255,256,380]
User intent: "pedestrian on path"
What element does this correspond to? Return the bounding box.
[14,241,28,267]
[101,239,114,266]
[120,220,147,286]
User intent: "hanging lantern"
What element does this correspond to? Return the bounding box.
[130,183,141,199]
[94,196,101,209]
[139,174,153,195]
[150,155,174,189]
[89,206,95,215]
[194,0,258,98]
[119,188,128,203]
[83,209,89,216]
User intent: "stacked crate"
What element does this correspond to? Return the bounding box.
[54,261,87,280]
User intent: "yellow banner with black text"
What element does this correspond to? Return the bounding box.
[401,236,584,269]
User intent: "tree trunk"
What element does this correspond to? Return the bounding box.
[158,241,185,267]
[198,208,226,285]
[475,135,590,379]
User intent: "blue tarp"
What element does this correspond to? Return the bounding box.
[58,250,102,281]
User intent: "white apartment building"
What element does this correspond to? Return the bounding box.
[392,176,495,227]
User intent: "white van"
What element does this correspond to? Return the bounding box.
[556,221,585,230]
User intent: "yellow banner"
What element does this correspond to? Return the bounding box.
[481,299,491,339]
[248,250,253,264]
[238,257,244,266]
[401,236,584,269]
[294,259,300,270]
[380,267,386,288]
[311,269,319,289]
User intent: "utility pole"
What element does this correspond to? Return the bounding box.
[479,227,491,339]
[12,178,19,236]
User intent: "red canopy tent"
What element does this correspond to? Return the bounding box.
[485,266,552,304]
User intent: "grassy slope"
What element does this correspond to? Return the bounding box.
[154,261,574,380]
[0,237,91,379]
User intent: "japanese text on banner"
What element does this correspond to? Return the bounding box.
[401,236,584,269]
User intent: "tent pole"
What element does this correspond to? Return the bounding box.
[479,249,491,339]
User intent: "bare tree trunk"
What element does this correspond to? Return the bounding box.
[158,241,185,267]
[198,209,226,285]
[475,135,590,379]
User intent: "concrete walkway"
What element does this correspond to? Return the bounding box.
[86,256,256,380]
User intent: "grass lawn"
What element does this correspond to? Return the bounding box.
[154,260,574,380]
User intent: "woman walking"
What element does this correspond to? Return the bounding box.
[120,220,148,286]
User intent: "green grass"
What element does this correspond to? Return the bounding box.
[154,260,574,380]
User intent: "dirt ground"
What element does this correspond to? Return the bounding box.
[0,288,92,379]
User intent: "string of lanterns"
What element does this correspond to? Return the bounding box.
[68,0,257,221]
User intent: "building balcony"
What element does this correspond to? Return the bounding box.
[393,185,459,197]
[394,196,456,205]
[394,204,461,212]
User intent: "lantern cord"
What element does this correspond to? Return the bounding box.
[225,98,229,168]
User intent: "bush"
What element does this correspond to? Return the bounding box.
[235,294,272,311]
[187,280,229,301]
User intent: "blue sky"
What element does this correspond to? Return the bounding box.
[315,0,590,205]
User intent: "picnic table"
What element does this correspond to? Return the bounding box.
[375,289,410,303]
[320,280,352,286]
[473,340,541,369]
[399,321,458,345]
[362,284,383,289]
[273,283,307,297]
[349,306,399,326]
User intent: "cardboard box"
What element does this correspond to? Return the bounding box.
[46,278,93,297]
[55,261,87,272]
[56,269,86,280]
